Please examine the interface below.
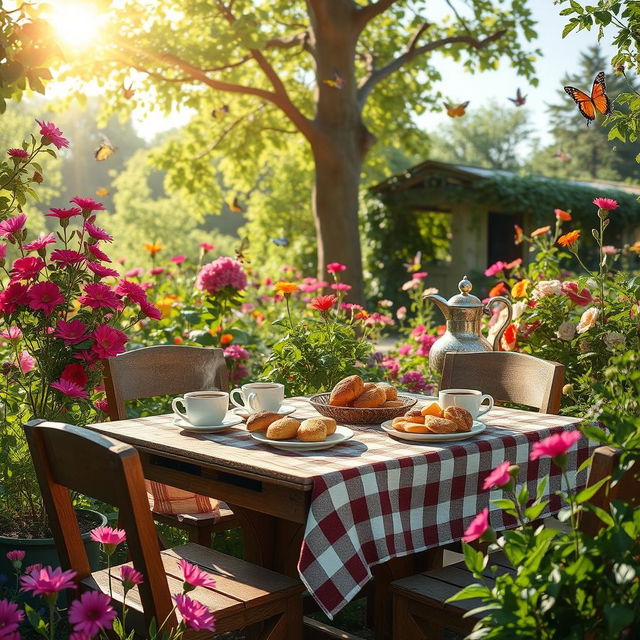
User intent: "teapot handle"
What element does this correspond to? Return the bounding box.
[484,295,513,351]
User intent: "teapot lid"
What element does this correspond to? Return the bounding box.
[447,276,483,307]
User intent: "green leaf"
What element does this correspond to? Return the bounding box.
[446,582,490,602]
[463,543,486,575]
[24,604,48,638]
[575,476,609,504]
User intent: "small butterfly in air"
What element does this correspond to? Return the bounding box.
[508,88,527,107]
[95,138,116,161]
[270,236,288,247]
[229,196,243,213]
[564,71,612,126]
[553,150,572,163]
[235,237,250,264]
[95,187,110,196]
[403,251,422,272]
[323,71,345,90]
[122,82,135,100]
[445,101,469,118]
[211,105,229,118]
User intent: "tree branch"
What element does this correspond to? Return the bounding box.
[355,0,399,32]
[357,28,507,107]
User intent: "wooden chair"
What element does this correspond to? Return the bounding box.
[103,345,238,545]
[390,445,639,639]
[24,420,303,639]
[440,351,565,414]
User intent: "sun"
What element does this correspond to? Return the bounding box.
[46,1,103,50]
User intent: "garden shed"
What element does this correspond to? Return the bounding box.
[366,160,640,299]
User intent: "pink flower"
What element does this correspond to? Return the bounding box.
[36,119,69,149]
[326,262,346,273]
[411,324,426,338]
[16,350,36,373]
[462,508,489,543]
[171,254,186,264]
[484,261,506,277]
[24,564,42,575]
[412,271,428,280]
[505,258,522,269]
[60,363,88,388]
[6,550,25,563]
[178,559,217,590]
[601,245,617,255]
[125,267,144,278]
[0,326,22,341]
[397,344,413,356]
[200,242,215,251]
[20,566,76,596]
[54,319,89,345]
[173,593,216,632]
[7,148,29,159]
[592,197,619,211]
[69,591,116,636]
[50,378,88,398]
[91,325,128,358]
[400,370,428,392]
[530,430,581,462]
[0,282,29,313]
[149,266,165,275]
[83,222,113,242]
[119,565,144,589]
[23,233,56,252]
[51,249,85,266]
[86,261,119,278]
[196,257,247,294]
[381,357,399,378]
[0,244,6,261]
[223,345,250,360]
[27,282,65,315]
[87,243,111,262]
[0,598,24,640]
[331,283,351,292]
[90,526,126,551]
[114,279,147,303]
[139,300,162,319]
[396,306,407,320]
[11,256,45,280]
[482,461,512,490]
[416,333,436,357]
[0,214,27,239]
[562,282,592,306]
[79,283,123,311]
[46,207,82,220]
[94,399,109,413]
[70,197,104,212]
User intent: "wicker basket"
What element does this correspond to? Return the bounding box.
[308,393,417,425]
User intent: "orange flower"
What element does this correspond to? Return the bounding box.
[554,208,572,221]
[173,336,183,345]
[511,279,530,298]
[355,310,370,320]
[143,242,164,255]
[558,230,581,247]
[630,240,640,254]
[501,324,518,351]
[220,333,233,345]
[274,281,299,295]
[514,224,524,245]
[488,282,507,297]
[530,225,551,238]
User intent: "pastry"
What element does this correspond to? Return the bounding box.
[266,417,300,440]
[421,401,443,417]
[423,415,458,434]
[444,406,473,432]
[405,409,423,418]
[393,421,409,432]
[377,383,397,401]
[397,414,424,425]
[383,400,404,408]
[315,416,337,436]
[297,418,327,442]
[352,386,386,408]
[361,382,377,393]
[246,411,282,432]
[329,375,364,406]
[402,422,429,433]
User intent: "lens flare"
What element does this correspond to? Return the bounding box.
[46,2,102,50]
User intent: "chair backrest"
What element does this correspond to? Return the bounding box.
[579,445,640,537]
[23,420,175,627]
[440,351,565,414]
[103,345,229,421]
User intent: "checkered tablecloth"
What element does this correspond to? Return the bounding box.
[295,401,592,618]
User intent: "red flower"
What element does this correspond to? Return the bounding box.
[60,363,89,388]
[46,207,82,220]
[327,262,347,273]
[51,249,85,266]
[70,197,104,212]
[87,243,111,262]
[310,295,337,312]
[86,262,119,278]
[54,319,89,345]
[23,233,56,252]
[200,242,215,251]
[554,208,571,221]
[51,378,88,398]
[114,279,147,304]
[139,299,162,319]
[7,148,29,159]
[83,222,113,242]
[592,197,619,211]
[36,119,69,149]
[462,508,490,543]
[562,282,592,306]
[11,256,45,280]
[502,323,518,351]
[0,282,30,313]
[27,282,65,316]
[91,325,128,358]
[0,214,27,239]
[171,254,186,264]
[79,283,123,311]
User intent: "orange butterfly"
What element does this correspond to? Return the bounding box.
[564,71,611,126]
[445,101,469,118]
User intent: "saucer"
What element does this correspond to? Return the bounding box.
[232,404,297,419]
[173,414,244,433]
[250,426,354,452]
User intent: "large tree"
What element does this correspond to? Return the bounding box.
[57,0,539,300]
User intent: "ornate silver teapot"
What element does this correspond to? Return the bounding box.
[425,276,513,373]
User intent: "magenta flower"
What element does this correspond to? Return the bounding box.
[173,593,216,631]
[484,261,506,277]
[50,378,88,399]
[178,559,217,591]
[462,508,490,543]
[87,243,111,262]
[51,249,85,266]
[7,148,29,159]
[592,197,619,211]
[139,299,162,319]
[23,233,56,252]
[223,345,250,360]
[70,197,104,212]
[0,282,29,314]
[400,370,428,392]
[86,261,119,278]
[69,591,116,636]
[149,266,165,276]
[11,256,45,280]
[0,598,24,640]
[331,283,351,292]
[0,326,22,341]
[6,550,25,564]
[326,262,346,273]
[46,207,82,220]
[27,282,65,316]
[60,363,88,388]
[412,271,428,280]
[36,119,69,149]
[16,350,36,373]
[91,325,128,359]
[125,267,144,278]
[397,344,413,356]
[171,254,186,264]
[90,526,126,555]
[530,430,582,463]
[78,283,123,311]
[114,279,147,304]
[119,565,144,589]
[54,319,89,345]
[416,333,437,357]
[0,244,6,260]
[200,242,215,251]
[83,222,113,242]
[94,398,109,413]
[482,461,512,490]
[20,566,76,597]
[196,257,247,294]
[0,214,27,239]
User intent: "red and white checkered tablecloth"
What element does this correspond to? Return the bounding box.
[296,404,592,618]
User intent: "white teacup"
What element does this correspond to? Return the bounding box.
[172,391,229,426]
[230,383,285,413]
[439,388,494,420]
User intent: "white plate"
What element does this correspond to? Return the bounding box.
[232,404,297,419]
[380,419,486,442]
[250,425,354,451]
[173,414,244,433]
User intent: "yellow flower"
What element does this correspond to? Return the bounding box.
[274,281,299,295]
[511,279,530,298]
[143,242,164,255]
[155,294,179,318]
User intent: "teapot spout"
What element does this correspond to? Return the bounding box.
[424,293,450,321]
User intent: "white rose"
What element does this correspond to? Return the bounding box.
[532,280,562,299]
[556,321,577,341]
[512,301,527,321]
[603,331,625,350]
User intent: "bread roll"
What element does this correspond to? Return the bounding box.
[383,400,404,408]
[266,417,300,440]
[352,386,386,408]
[246,411,281,432]
[444,406,473,432]
[315,416,337,436]
[399,414,424,424]
[297,418,327,442]
[423,416,458,434]
[329,375,364,406]
[361,382,377,393]
[377,383,397,401]
[403,423,429,433]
